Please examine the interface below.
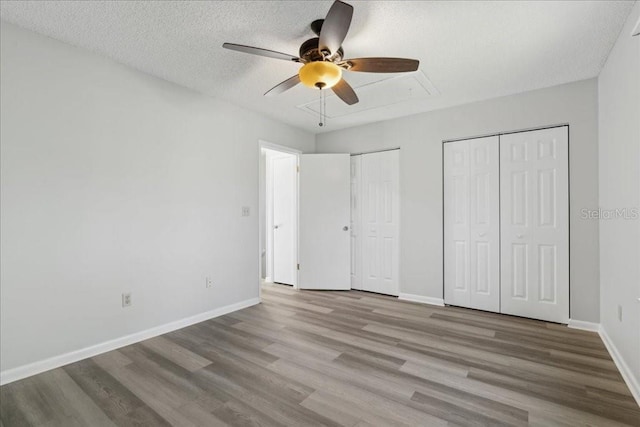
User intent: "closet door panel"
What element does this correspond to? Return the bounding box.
[468,137,500,312]
[361,150,399,296]
[350,156,363,290]
[444,142,471,307]
[500,127,569,323]
[444,136,499,311]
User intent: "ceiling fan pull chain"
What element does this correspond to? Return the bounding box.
[323,89,327,127]
[318,89,322,127]
[319,88,325,127]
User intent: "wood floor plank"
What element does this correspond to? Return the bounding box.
[0,376,57,426]
[139,336,213,372]
[409,390,526,427]
[400,357,637,426]
[35,369,116,426]
[2,283,639,427]
[62,359,147,420]
[112,405,172,427]
[468,368,640,426]
[174,399,228,426]
[300,390,405,427]
[103,363,198,427]
[268,358,448,426]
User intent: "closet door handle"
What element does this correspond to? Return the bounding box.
[478,232,486,237]
[516,234,524,239]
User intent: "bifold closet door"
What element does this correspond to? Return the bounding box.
[500,127,569,323]
[444,136,500,312]
[361,150,400,296]
[350,155,363,290]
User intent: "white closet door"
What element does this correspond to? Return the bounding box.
[444,136,500,311]
[350,155,363,290]
[500,127,569,323]
[272,155,297,286]
[361,150,400,296]
[299,154,351,290]
[469,137,500,311]
[444,142,470,307]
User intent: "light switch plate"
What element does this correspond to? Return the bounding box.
[241,206,250,217]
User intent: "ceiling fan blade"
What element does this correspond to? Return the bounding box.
[319,1,353,56]
[222,43,300,62]
[331,78,358,105]
[264,75,301,96]
[345,58,420,73]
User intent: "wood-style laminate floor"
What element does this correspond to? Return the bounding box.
[2,283,639,426]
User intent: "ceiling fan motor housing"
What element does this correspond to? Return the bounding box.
[299,37,344,62]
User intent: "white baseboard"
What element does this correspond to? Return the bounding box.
[599,326,640,406]
[398,293,445,307]
[0,297,260,386]
[567,319,601,332]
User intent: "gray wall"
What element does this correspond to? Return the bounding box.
[317,78,600,322]
[598,2,640,395]
[0,22,314,374]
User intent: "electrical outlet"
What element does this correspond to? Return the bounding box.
[241,206,250,217]
[122,293,132,308]
[618,305,623,322]
[206,277,213,288]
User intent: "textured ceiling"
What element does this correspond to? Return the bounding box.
[0,1,635,133]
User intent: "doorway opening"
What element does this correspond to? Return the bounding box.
[259,142,300,291]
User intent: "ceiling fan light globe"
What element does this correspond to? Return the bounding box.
[298,61,342,90]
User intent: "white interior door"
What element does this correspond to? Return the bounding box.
[444,136,500,311]
[361,150,400,296]
[500,127,569,323]
[299,154,351,290]
[350,155,363,290]
[272,154,297,285]
[444,141,470,307]
[469,137,500,311]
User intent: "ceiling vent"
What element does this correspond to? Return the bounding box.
[296,70,439,119]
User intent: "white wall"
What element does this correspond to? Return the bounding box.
[598,2,640,399]
[0,22,314,376]
[317,78,600,323]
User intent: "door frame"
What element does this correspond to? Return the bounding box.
[441,123,571,322]
[259,140,301,299]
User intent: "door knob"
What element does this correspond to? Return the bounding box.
[478,232,486,237]
[274,225,279,229]
[343,226,349,231]
[516,234,523,239]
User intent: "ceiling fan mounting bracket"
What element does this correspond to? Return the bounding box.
[310,19,324,36]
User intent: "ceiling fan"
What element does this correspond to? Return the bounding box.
[222,0,420,106]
